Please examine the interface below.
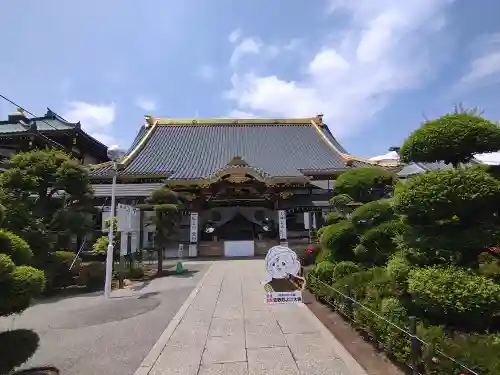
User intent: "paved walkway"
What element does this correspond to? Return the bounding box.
[135,259,367,375]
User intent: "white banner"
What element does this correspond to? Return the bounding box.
[278,210,287,240]
[304,212,310,230]
[190,212,199,243]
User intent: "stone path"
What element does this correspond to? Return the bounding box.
[136,259,368,375]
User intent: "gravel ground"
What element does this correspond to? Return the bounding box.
[0,263,209,375]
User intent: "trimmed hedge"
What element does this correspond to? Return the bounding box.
[334,167,396,203]
[319,220,358,261]
[0,265,45,316]
[399,112,500,166]
[408,266,500,327]
[355,220,406,265]
[332,261,361,283]
[44,251,82,291]
[0,230,33,266]
[325,212,343,226]
[350,199,394,231]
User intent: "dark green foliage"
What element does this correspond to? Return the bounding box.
[325,212,343,225]
[332,261,361,283]
[296,244,321,266]
[314,247,330,264]
[0,204,4,225]
[408,266,500,327]
[334,167,396,203]
[332,267,387,301]
[0,230,32,266]
[124,263,145,279]
[386,251,412,287]
[0,265,45,316]
[319,220,358,261]
[394,168,500,225]
[137,187,183,275]
[0,254,14,281]
[421,333,500,375]
[350,199,394,231]
[399,112,500,166]
[76,262,105,291]
[478,254,500,281]
[393,168,500,263]
[0,149,96,261]
[328,194,353,216]
[314,261,336,283]
[44,251,81,291]
[355,220,405,265]
[0,329,39,374]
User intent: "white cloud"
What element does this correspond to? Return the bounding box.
[229,29,242,43]
[135,97,158,112]
[227,109,257,118]
[226,0,454,138]
[230,37,262,67]
[62,101,117,146]
[458,33,500,88]
[197,64,216,81]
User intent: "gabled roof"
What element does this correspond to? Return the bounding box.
[0,108,108,151]
[89,115,398,180]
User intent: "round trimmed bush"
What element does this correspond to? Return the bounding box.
[356,220,405,265]
[332,261,361,283]
[0,254,15,281]
[0,266,45,316]
[408,266,500,324]
[394,168,500,225]
[0,329,39,374]
[0,230,33,266]
[334,167,396,203]
[350,199,394,231]
[399,112,500,166]
[386,251,411,285]
[319,220,358,261]
[325,212,343,226]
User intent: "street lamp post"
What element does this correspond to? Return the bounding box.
[104,146,125,299]
[104,163,117,299]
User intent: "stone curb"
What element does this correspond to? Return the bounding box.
[132,265,214,375]
[298,302,369,375]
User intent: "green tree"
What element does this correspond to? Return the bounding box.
[137,187,183,275]
[91,217,119,256]
[393,168,500,265]
[329,194,354,217]
[0,149,95,263]
[334,167,396,203]
[399,110,500,167]
[0,204,45,374]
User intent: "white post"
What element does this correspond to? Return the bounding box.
[104,165,117,299]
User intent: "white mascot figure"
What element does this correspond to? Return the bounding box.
[264,245,306,293]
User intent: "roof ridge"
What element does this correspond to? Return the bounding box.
[149,116,323,126]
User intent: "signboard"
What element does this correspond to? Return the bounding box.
[278,210,287,240]
[178,243,184,258]
[190,212,199,243]
[263,245,306,304]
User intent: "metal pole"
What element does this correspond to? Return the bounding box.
[104,164,117,299]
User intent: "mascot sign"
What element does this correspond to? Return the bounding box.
[263,245,306,304]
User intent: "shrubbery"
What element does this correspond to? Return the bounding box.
[319,220,357,261]
[308,108,500,375]
[44,251,82,291]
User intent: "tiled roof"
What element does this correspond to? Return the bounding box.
[397,160,480,178]
[0,108,76,134]
[90,117,398,179]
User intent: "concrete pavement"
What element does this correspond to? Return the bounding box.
[136,259,368,375]
[0,264,209,375]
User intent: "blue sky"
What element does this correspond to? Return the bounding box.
[1,0,500,158]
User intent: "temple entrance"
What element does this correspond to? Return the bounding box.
[216,213,255,241]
